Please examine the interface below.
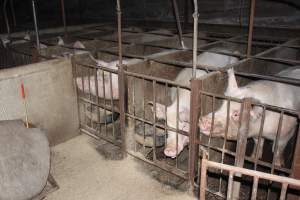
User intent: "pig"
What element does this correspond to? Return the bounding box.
[151,49,239,158]
[76,57,128,100]
[199,67,300,166]
[57,36,65,46]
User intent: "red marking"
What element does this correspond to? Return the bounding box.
[21,83,25,99]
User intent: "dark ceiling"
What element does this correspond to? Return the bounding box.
[1,0,299,34]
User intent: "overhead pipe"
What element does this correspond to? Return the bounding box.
[192,0,199,78]
[172,0,186,49]
[246,0,256,57]
[32,0,40,52]
[60,0,68,37]
[3,0,10,35]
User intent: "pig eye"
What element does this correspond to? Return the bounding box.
[231,110,240,121]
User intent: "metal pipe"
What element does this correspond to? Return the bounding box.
[9,0,16,26]
[246,0,256,57]
[60,0,68,37]
[3,0,10,35]
[204,160,300,188]
[172,0,186,49]
[32,0,40,52]
[192,0,198,78]
[116,0,126,157]
[232,98,252,199]
[188,78,202,190]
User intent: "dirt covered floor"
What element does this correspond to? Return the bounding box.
[46,134,195,200]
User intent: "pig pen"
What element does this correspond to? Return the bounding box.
[191,44,300,199]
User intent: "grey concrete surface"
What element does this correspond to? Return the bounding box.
[0,120,50,200]
[47,134,196,200]
[0,58,79,145]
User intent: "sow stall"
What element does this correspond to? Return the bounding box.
[71,24,300,199]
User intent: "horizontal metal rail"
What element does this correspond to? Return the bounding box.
[200,156,300,199]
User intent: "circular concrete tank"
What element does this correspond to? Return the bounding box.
[0,120,50,200]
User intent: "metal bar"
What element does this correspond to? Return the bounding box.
[232,98,252,199]
[32,0,40,52]
[198,142,292,174]
[192,0,199,78]
[199,152,208,200]
[227,171,234,200]
[152,80,157,161]
[3,0,10,35]
[116,0,126,157]
[251,176,259,200]
[204,160,300,189]
[290,113,300,191]
[60,0,68,37]
[172,0,186,49]
[188,79,202,189]
[246,0,256,57]
[280,183,288,200]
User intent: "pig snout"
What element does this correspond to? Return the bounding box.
[199,118,212,135]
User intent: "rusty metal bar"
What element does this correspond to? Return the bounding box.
[246,0,256,57]
[227,171,234,200]
[172,0,186,49]
[188,79,202,189]
[116,0,126,157]
[3,0,10,35]
[232,98,252,199]
[280,183,288,200]
[152,80,157,161]
[192,0,199,78]
[32,0,40,52]
[201,159,300,192]
[290,113,300,195]
[251,176,259,200]
[199,152,208,200]
[60,0,68,37]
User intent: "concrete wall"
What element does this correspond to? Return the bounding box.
[0,58,79,146]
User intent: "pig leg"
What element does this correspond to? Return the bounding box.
[164,132,189,158]
[273,127,295,167]
[251,138,264,160]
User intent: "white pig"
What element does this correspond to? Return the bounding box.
[76,56,128,100]
[151,49,239,158]
[57,36,65,46]
[199,67,300,166]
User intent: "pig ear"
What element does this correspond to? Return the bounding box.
[250,100,263,121]
[225,68,239,95]
[179,107,189,122]
[148,101,166,119]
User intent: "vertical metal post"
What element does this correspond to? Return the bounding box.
[246,0,256,57]
[116,0,126,157]
[32,0,40,52]
[3,0,10,35]
[232,98,252,199]
[188,79,202,191]
[288,113,300,200]
[172,0,186,49]
[60,0,68,37]
[9,0,16,27]
[199,152,208,200]
[192,0,198,78]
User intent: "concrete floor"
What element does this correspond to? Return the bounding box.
[46,134,196,200]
